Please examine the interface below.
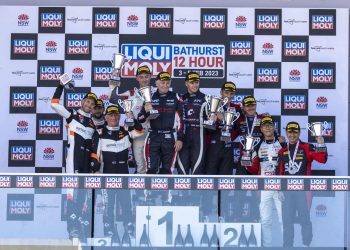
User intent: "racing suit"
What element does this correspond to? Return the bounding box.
[90,123,143,237]
[247,138,284,247]
[110,86,148,174]
[177,91,207,175]
[205,102,241,175]
[278,140,327,247]
[51,84,95,239]
[92,118,106,130]
[138,90,184,174]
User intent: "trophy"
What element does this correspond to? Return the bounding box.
[109,53,128,93]
[307,121,328,137]
[221,108,240,142]
[139,86,159,119]
[59,73,75,90]
[203,96,228,130]
[118,99,135,126]
[239,135,260,166]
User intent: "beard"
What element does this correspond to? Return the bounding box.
[93,113,103,119]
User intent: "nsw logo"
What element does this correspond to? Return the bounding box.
[289,69,301,82]
[127,15,139,27]
[38,120,60,135]
[316,96,328,109]
[43,147,55,160]
[262,42,274,55]
[45,41,57,53]
[256,68,279,83]
[11,146,33,161]
[283,95,306,110]
[41,13,63,27]
[95,13,117,28]
[235,16,247,28]
[203,14,225,29]
[149,14,171,28]
[18,14,29,26]
[17,120,29,133]
[67,40,89,55]
[230,41,252,56]
[284,42,307,57]
[257,15,279,29]
[72,67,84,80]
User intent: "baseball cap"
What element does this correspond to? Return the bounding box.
[83,93,98,103]
[95,99,104,108]
[242,96,256,107]
[136,65,151,75]
[105,105,120,115]
[185,72,200,82]
[156,71,171,81]
[261,116,274,126]
[286,122,301,132]
[221,81,236,92]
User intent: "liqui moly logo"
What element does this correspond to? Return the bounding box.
[232,94,249,107]
[84,177,101,188]
[105,177,123,189]
[311,68,334,84]
[39,120,60,134]
[323,122,334,137]
[284,95,306,110]
[257,15,279,29]
[331,179,348,190]
[40,66,62,81]
[173,178,191,189]
[39,176,56,188]
[17,120,29,133]
[72,67,84,80]
[287,178,304,190]
[230,41,252,56]
[203,14,225,29]
[18,14,29,26]
[93,66,112,81]
[62,176,79,188]
[16,176,33,188]
[289,69,301,82]
[12,93,34,107]
[149,14,171,28]
[43,147,55,160]
[235,16,247,28]
[218,178,235,190]
[284,42,307,56]
[312,15,334,30]
[127,15,139,27]
[151,177,168,189]
[310,179,327,190]
[41,13,63,27]
[95,13,117,28]
[257,68,279,83]
[46,41,57,53]
[128,177,145,189]
[197,178,214,189]
[316,96,328,109]
[241,178,258,190]
[67,40,89,55]
[66,93,85,108]
[0,176,11,188]
[13,39,35,54]
[264,178,281,190]
[11,146,33,161]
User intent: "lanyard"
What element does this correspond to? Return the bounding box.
[287,140,300,167]
[245,115,257,137]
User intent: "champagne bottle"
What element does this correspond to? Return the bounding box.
[111,224,120,247]
[121,227,131,247]
[209,224,219,247]
[200,224,210,247]
[139,224,150,247]
[248,224,257,247]
[184,224,194,247]
[174,224,184,247]
[238,224,248,247]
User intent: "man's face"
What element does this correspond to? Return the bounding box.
[286,131,300,144]
[105,113,120,127]
[221,90,235,101]
[81,98,96,113]
[136,73,151,88]
[92,106,104,119]
[243,104,256,117]
[261,124,275,138]
[156,79,171,94]
[185,80,200,94]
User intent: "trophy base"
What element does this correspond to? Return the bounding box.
[220,131,231,142]
[203,120,216,130]
[241,156,252,167]
[148,110,160,120]
[124,118,134,127]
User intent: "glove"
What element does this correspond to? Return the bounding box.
[90,158,100,173]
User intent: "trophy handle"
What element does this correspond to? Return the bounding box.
[233,111,240,123]
[252,137,261,149]
[134,87,143,100]
[117,99,125,111]
[204,95,211,116]
[307,123,314,134]
[239,136,245,149]
[218,97,228,113]
[322,121,329,135]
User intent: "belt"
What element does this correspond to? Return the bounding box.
[149,129,175,134]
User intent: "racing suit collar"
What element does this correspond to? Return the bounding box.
[106,126,120,131]
[77,109,91,118]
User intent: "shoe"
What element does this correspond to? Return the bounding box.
[69,229,79,240]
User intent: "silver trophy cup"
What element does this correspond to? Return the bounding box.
[139,86,159,119]
[109,53,128,93]
[221,109,240,142]
[118,99,135,126]
[203,96,228,130]
[307,121,328,137]
[59,73,75,90]
[239,135,261,166]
